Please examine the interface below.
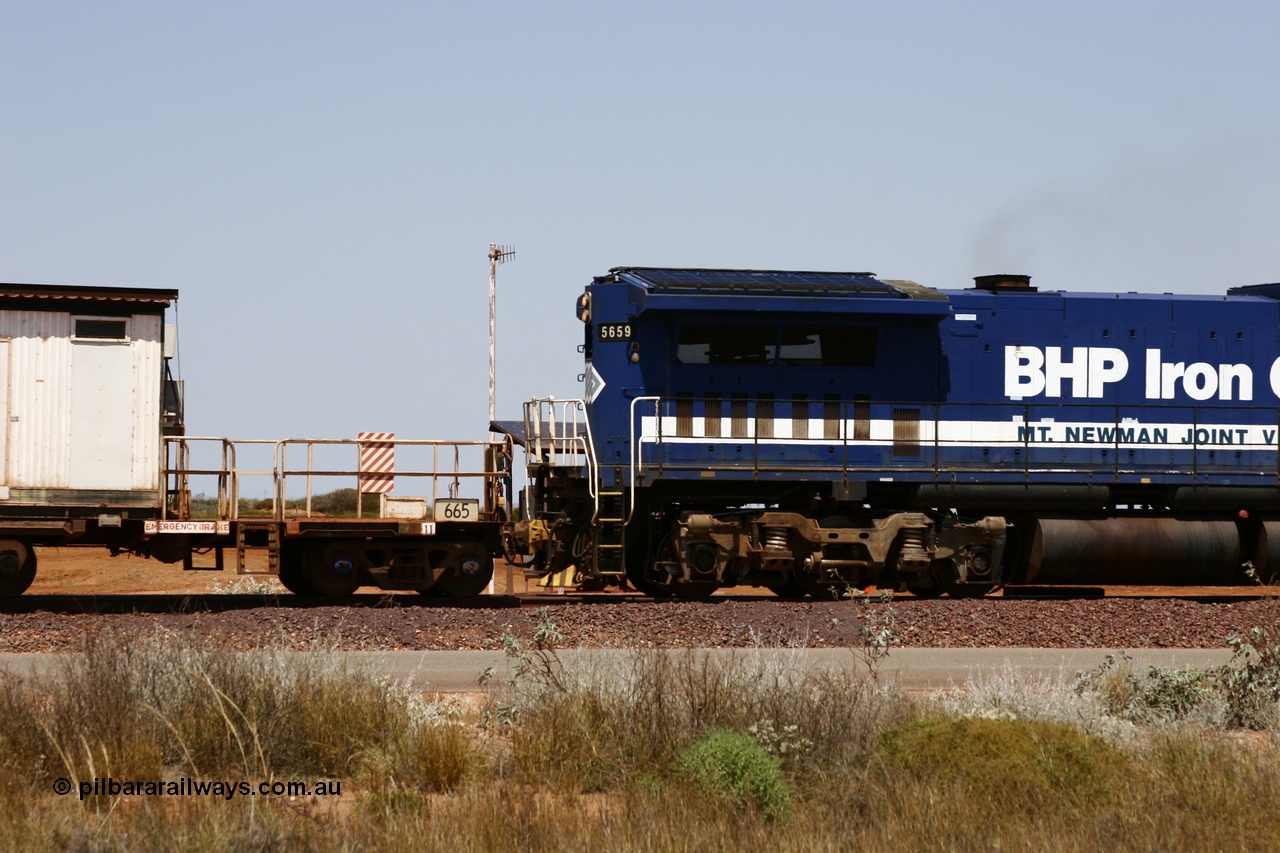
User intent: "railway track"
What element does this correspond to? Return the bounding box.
[0,592,1275,655]
[0,586,1271,616]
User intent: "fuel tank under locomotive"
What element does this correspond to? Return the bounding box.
[1022,517,1280,585]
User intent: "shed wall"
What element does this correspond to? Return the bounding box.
[1,311,164,493]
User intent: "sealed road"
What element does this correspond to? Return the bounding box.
[0,647,1236,692]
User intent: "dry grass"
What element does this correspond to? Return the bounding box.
[0,625,1279,851]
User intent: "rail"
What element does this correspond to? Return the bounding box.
[162,435,512,522]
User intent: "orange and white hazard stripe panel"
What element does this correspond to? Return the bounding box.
[358,432,395,494]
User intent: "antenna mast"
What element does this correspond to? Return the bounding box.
[488,243,515,432]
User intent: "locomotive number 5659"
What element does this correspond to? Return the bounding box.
[596,322,633,341]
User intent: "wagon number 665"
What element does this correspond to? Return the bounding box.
[436,499,478,521]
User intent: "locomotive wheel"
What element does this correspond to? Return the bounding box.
[278,545,317,596]
[670,580,719,601]
[905,575,945,599]
[794,568,844,600]
[627,569,674,597]
[303,543,365,597]
[0,542,36,598]
[764,573,806,598]
[624,531,676,597]
[932,559,996,599]
[433,542,493,598]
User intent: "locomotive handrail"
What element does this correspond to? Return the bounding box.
[628,396,662,524]
[521,397,601,516]
[624,395,1280,486]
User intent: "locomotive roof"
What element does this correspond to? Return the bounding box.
[606,267,948,300]
[604,267,953,318]
[0,283,178,310]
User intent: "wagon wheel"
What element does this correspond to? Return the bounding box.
[303,542,365,597]
[931,558,997,599]
[0,542,36,598]
[277,544,317,596]
[433,542,493,598]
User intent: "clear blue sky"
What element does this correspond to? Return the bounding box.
[3,1,1278,442]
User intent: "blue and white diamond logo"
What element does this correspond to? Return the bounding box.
[583,362,605,404]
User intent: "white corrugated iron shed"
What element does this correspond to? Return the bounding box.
[0,283,178,507]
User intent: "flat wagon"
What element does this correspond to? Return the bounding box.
[0,283,510,597]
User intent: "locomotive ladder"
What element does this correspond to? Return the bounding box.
[525,398,626,583]
[235,520,281,576]
[593,477,626,580]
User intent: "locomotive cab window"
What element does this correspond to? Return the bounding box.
[778,325,878,366]
[73,317,129,341]
[677,322,878,366]
[676,323,775,364]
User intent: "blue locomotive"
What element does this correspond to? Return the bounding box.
[501,267,1280,597]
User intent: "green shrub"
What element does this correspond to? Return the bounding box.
[1218,627,1280,729]
[304,489,380,517]
[677,728,792,822]
[873,716,1134,812]
[1076,630,1280,730]
[1076,652,1216,724]
[188,489,380,519]
[494,630,905,796]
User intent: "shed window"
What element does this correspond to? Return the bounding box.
[74,318,129,340]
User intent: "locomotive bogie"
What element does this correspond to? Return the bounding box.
[616,507,1012,599]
